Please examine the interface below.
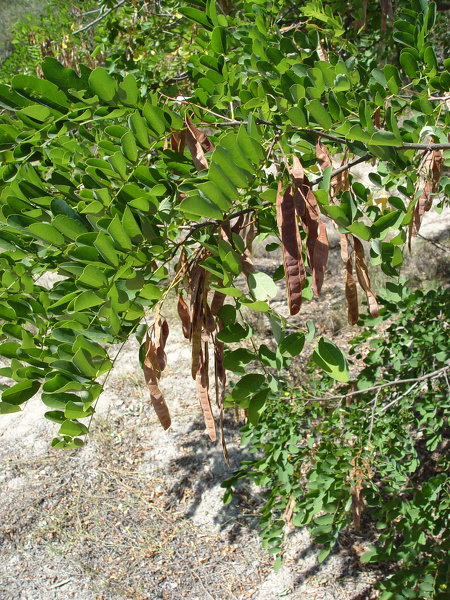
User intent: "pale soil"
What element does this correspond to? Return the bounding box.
[0,203,449,600]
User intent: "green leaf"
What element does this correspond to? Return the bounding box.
[218,304,236,326]
[318,546,331,563]
[43,375,84,394]
[346,221,372,241]
[232,374,265,401]
[27,223,65,246]
[178,7,213,29]
[108,152,128,179]
[121,131,138,163]
[248,272,277,301]
[64,401,94,420]
[306,100,332,130]
[18,104,52,123]
[306,320,315,342]
[72,348,99,378]
[209,161,239,200]
[107,215,132,251]
[370,130,401,146]
[2,380,40,405]
[52,215,88,241]
[42,57,85,91]
[142,102,167,136]
[198,182,233,212]
[371,210,404,238]
[240,300,270,312]
[360,547,378,563]
[400,51,420,79]
[139,284,162,300]
[74,290,105,312]
[94,232,119,267]
[0,342,20,359]
[237,125,265,164]
[41,392,77,410]
[211,27,227,53]
[44,410,66,424]
[248,388,270,426]
[59,419,89,437]
[179,195,223,219]
[129,112,150,149]
[216,323,250,343]
[88,67,118,103]
[213,146,251,188]
[12,74,69,110]
[223,348,254,373]
[312,337,349,382]
[0,402,22,414]
[118,74,138,107]
[77,265,108,288]
[279,332,305,357]
[346,125,371,143]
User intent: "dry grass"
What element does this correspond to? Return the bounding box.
[0,412,271,600]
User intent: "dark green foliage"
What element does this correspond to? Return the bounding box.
[223,286,450,597]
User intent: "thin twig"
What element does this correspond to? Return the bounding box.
[367,388,382,443]
[48,579,72,590]
[79,8,101,17]
[311,153,372,186]
[304,365,450,404]
[189,566,216,600]
[417,233,450,253]
[73,0,127,34]
[377,380,421,415]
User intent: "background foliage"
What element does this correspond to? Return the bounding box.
[0,0,449,598]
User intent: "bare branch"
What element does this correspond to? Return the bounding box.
[417,233,450,253]
[73,0,127,35]
[304,365,450,404]
[311,154,372,186]
[377,380,421,414]
[367,388,382,443]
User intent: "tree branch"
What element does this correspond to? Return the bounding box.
[304,365,450,404]
[311,153,372,186]
[73,0,127,34]
[417,233,450,253]
[207,120,450,151]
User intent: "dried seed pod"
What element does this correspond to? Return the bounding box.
[312,221,329,296]
[276,180,306,315]
[316,138,332,172]
[177,293,191,339]
[340,233,349,263]
[291,156,306,217]
[300,180,321,270]
[145,378,171,430]
[185,117,214,172]
[210,290,226,316]
[191,317,202,379]
[154,316,169,371]
[353,237,379,318]
[196,349,217,442]
[143,331,171,430]
[170,130,186,154]
[346,255,359,326]
[205,302,216,333]
[185,117,214,152]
